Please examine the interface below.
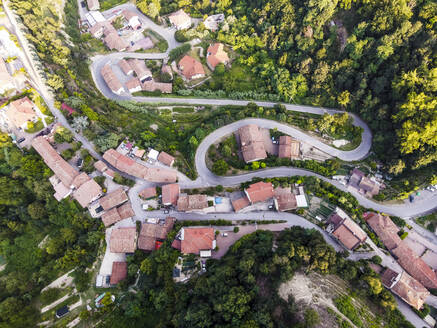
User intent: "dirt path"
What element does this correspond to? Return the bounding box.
[41,269,75,292]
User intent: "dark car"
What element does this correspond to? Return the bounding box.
[81,1,86,8]
[76,158,83,168]
[409,195,414,203]
[17,137,25,143]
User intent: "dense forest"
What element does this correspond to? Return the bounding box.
[0,135,103,328]
[96,227,414,328]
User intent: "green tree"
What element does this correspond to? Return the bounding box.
[212,159,229,175]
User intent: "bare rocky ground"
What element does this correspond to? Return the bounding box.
[278,271,359,328]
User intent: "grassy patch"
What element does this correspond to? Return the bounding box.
[334,295,363,327]
[41,294,80,322]
[143,29,169,52]
[172,106,195,113]
[39,287,71,307]
[100,0,128,10]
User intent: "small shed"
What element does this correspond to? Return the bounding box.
[55,305,69,318]
[148,149,159,160]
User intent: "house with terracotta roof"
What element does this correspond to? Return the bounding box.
[110,227,137,253]
[104,32,128,51]
[126,78,142,93]
[5,97,38,130]
[101,64,124,95]
[168,9,191,30]
[364,212,401,251]
[73,178,103,207]
[32,136,79,188]
[381,268,429,310]
[178,55,205,80]
[172,227,216,257]
[231,193,250,212]
[138,217,176,251]
[0,57,15,94]
[103,149,177,182]
[118,59,133,75]
[110,261,127,285]
[32,136,101,207]
[278,136,300,159]
[326,208,367,250]
[206,43,229,70]
[238,124,267,163]
[139,187,157,200]
[365,212,437,289]
[128,59,152,82]
[348,168,380,198]
[162,183,179,206]
[93,160,115,179]
[99,187,129,211]
[101,202,135,227]
[244,181,274,204]
[158,151,175,166]
[142,81,173,94]
[177,194,208,212]
[87,0,99,10]
[273,187,297,212]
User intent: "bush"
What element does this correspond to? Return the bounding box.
[371,255,382,265]
[61,148,75,160]
[113,172,135,187]
[233,226,239,233]
[174,30,190,42]
[169,43,191,62]
[212,159,229,175]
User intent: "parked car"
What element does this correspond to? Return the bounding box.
[76,158,83,168]
[81,1,86,8]
[409,195,415,203]
[17,137,25,143]
[222,232,228,237]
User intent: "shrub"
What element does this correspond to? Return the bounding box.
[61,148,75,160]
[371,255,382,265]
[40,288,63,306]
[169,43,191,62]
[233,226,239,233]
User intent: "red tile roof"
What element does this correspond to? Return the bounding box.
[118,59,133,75]
[162,183,179,206]
[206,43,229,70]
[177,194,208,212]
[278,136,300,158]
[101,64,123,93]
[94,160,108,172]
[392,243,437,289]
[139,187,157,199]
[365,212,401,250]
[180,227,215,254]
[238,125,267,163]
[178,55,205,80]
[110,227,137,253]
[231,195,250,212]
[72,179,102,207]
[157,151,175,166]
[142,81,172,93]
[99,187,128,211]
[138,217,175,251]
[274,187,297,212]
[110,261,127,285]
[72,172,90,189]
[168,9,191,29]
[245,181,274,204]
[101,207,121,227]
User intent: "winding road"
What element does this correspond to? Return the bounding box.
[84,4,437,219]
[4,2,434,326]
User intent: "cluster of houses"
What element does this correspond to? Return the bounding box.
[231,181,308,213]
[325,208,436,311]
[366,212,437,311]
[101,59,172,96]
[32,136,103,207]
[102,148,177,183]
[84,8,149,52]
[238,124,301,163]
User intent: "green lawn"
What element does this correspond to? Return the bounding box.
[25,118,44,133]
[100,0,128,10]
